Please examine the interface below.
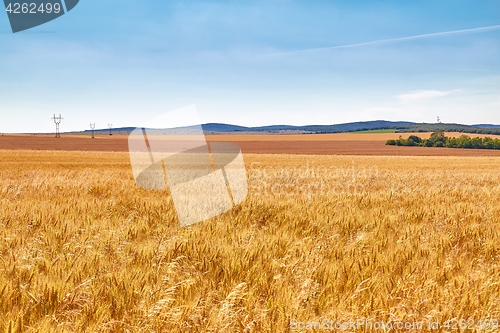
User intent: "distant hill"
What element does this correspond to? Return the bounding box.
[202,121,500,135]
[201,120,414,134]
[200,123,250,132]
[77,127,136,135]
[401,123,500,135]
[473,124,500,129]
[70,121,500,136]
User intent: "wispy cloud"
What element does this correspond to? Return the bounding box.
[267,25,500,56]
[398,90,458,104]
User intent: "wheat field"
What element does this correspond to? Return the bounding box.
[1,150,499,332]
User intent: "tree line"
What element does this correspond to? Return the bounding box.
[397,124,500,135]
[386,131,500,149]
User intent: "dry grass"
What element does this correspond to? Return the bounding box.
[0,150,499,332]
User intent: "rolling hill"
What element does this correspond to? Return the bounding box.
[73,121,500,136]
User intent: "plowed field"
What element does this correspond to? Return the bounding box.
[2,133,500,156]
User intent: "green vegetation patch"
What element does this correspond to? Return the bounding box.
[386,130,500,149]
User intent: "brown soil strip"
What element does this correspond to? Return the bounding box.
[2,134,500,156]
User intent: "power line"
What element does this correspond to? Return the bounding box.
[90,122,96,139]
[52,114,63,138]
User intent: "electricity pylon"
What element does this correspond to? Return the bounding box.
[52,114,63,138]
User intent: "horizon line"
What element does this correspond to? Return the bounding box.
[3,120,500,134]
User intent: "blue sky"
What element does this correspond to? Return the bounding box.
[0,0,499,133]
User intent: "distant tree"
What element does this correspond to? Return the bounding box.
[386,139,397,145]
[471,137,483,149]
[458,135,472,148]
[428,130,447,145]
[434,141,444,147]
[386,131,500,150]
[446,137,458,148]
[408,135,422,144]
[483,137,493,149]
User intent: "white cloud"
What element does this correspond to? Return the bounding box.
[267,24,500,56]
[398,90,456,104]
